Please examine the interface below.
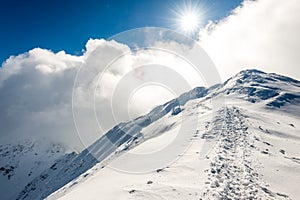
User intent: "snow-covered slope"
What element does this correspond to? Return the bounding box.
[5,69,300,200]
[214,69,300,107]
[48,104,300,200]
[15,86,209,200]
[0,140,68,200]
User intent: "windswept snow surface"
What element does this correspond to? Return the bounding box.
[47,104,300,200]
[4,69,300,200]
[45,70,300,200]
[0,140,68,200]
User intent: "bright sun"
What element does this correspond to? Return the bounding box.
[179,12,200,33]
[172,1,204,35]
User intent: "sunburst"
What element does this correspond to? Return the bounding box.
[171,1,206,35]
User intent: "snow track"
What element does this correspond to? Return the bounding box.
[201,107,290,200]
[6,70,300,200]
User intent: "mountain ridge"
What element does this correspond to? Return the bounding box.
[2,69,300,200]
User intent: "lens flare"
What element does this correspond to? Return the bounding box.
[179,12,200,32]
[171,1,206,35]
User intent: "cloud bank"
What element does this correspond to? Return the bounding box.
[199,0,300,81]
[0,48,81,148]
[0,38,205,150]
[1,0,300,150]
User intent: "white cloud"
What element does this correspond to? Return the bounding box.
[0,38,207,150]
[4,0,298,150]
[73,39,208,147]
[0,48,83,149]
[199,0,300,81]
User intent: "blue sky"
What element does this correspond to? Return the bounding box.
[0,0,242,64]
[1,0,300,150]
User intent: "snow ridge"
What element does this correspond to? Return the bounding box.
[201,107,290,199]
[15,87,208,200]
[2,69,300,200]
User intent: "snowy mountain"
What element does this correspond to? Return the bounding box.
[217,69,300,107]
[2,69,300,200]
[15,86,209,200]
[0,140,68,200]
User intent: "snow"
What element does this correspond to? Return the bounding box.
[48,102,300,200]
[47,108,212,200]
[0,139,68,200]
[2,69,300,200]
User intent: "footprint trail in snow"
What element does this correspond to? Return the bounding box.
[201,107,290,200]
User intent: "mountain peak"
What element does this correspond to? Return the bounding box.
[217,69,300,107]
[4,69,300,200]
[225,69,268,85]
[238,69,266,75]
